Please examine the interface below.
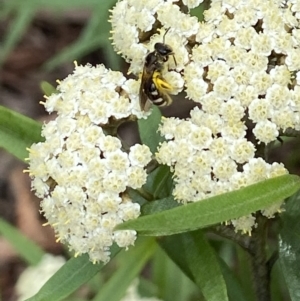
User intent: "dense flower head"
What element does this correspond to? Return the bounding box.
[44,63,150,120]
[109,0,300,233]
[156,109,288,203]
[28,63,152,263]
[110,0,300,144]
[156,108,288,233]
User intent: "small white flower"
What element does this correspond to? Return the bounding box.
[113,230,137,248]
[251,33,274,56]
[270,65,291,86]
[221,120,247,140]
[231,215,257,235]
[204,2,226,23]
[261,202,284,219]
[127,166,148,188]
[129,144,152,166]
[229,139,256,164]
[209,137,229,159]
[250,71,272,95]
[195,22,216,44]
[234,85,257,107]
[213,76,238,99]
[271,108,297,131]
[220,99,245,122]
[213,157,237,180]
[265,84,291,109]
[248,98,272,122]
[185,78,208,102]
[286,48,300,71]
[234,26,257,49]
[245,51,268,72]
[234,6,258,26]
[155,141,177,166]
[231,67,252,87]
[157,3,199,37]
[243,158,271,182]
[206,60,230,83]
[209,37,232,59]
[273,31,293,54]
[189,125,213,150]
[253,120,279,144]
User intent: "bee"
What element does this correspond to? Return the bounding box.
[139,29,177,111]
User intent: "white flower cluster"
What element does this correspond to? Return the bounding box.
[110,0,300,143]
[28,63,152,263]
[109,0,300,233]
[156,108,288,233]
[109,0,199,76]
[16,254,66,301]
[43,63,149,120]
[157,108,288,204]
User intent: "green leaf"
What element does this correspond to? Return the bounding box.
[138,107,163,154]
[116,174,300,235]
[141,196,179,216]
[235,246,255,300]
[92,238,156,301]
[218,259,249,301]
[0,105,43,161]
[26,246,120,301]
[0,3,36,66]
[40,81,57,96]
[279,190,300,301]
[152,247,199,301]
[144,165,173,199]
[0,217,44,265]
[160,231,228,301]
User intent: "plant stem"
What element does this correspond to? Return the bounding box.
[248,214,271,301]
[213,214,273,301]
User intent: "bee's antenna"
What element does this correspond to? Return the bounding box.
[162,27,171,44]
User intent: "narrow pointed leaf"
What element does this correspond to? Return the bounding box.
[152,247,198,301]
[144,165,173,199]
[218,259,249,301]
[0,4,36,65]
[116,174,300,235]
[26,246,120,301]
[152,165,173,198]
[0,105,43,161]
[279,190,300,301]
[0,218,44,265]
[160,231,228,301]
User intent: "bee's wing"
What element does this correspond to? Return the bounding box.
[139,66,154,112]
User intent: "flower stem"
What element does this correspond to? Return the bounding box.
[248,214,271,301]
[213,214,273,301]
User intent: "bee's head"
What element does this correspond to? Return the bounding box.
[154,43,173,57]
